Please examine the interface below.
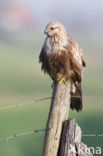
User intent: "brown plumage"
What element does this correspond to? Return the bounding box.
[39,22,86,112]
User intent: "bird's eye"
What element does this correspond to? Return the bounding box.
[50,27,54,30]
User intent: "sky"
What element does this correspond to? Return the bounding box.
[0,0,103,35]
[22,0,103,34]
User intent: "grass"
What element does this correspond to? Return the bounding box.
[0,34,103,155]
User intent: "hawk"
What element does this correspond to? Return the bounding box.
[39,22,86,112]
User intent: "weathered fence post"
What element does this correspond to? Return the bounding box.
[43,80,72,156]
[42,82,92,156]
[59,119,77,156]
[59,119,93,156]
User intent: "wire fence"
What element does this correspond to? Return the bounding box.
[0,97,52,111]
[0,128,103,144]
[0,96,103,144]
[0,129,45,143]
[0,95,103,112]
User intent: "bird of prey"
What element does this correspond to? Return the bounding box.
[39,22,86,112]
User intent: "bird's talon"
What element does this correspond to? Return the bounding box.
[57,77,67,84]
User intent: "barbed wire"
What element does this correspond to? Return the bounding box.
[0,128,45,143]
[82,134,103,137]
[0,95,103,112]
[0,128,103,143]
[0,97,52,111]
[0,96,103,144]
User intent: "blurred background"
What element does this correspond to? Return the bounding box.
[0,0,103,155]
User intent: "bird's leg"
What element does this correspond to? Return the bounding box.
[57,77,67,84]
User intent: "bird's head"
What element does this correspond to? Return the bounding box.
[44,22,67,37]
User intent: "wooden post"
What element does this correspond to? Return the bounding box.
[43,80,72,156]
[59,119,93,156]
[59,119,77,156]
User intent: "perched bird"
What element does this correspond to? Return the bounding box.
[39,22,86,112]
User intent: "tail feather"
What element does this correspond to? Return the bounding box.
[70,83,82,112]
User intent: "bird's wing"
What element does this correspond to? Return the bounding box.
[66,38,85,111]
[39,42,50,75]
[69,38,86,67]
[66,37,86,82]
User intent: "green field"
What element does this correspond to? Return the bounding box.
[0,34,103,156]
